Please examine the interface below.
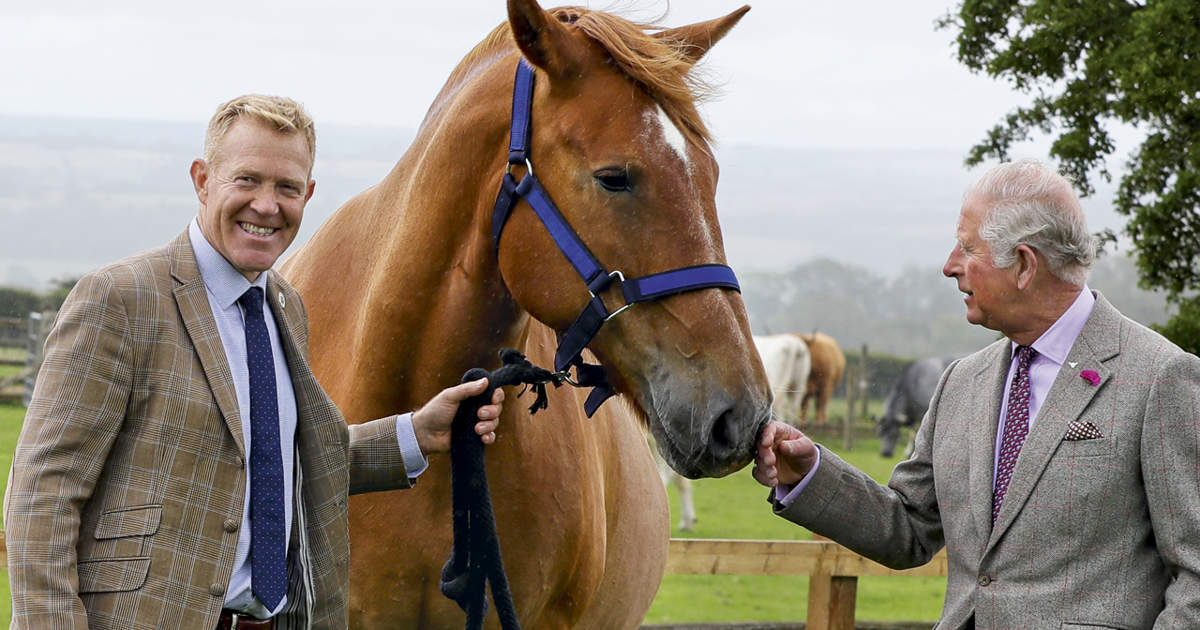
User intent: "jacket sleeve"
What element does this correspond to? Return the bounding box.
[346,416,414,495]
[1144,350,1200,627]
[772,362,950,570]
[6,272,133,628]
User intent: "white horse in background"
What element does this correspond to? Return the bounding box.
[753,334,812,424]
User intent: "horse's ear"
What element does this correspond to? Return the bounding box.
[508,0,585,78]
[655,5,750,65]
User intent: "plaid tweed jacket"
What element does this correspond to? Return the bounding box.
[6,231,413,630]
[775,293,1200,630]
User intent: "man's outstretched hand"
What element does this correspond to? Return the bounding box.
[752,420,818,488]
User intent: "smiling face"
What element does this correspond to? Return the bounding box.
[190,119,314,281]
[943,195,1022,333]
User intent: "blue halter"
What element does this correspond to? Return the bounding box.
[491,59,741,416]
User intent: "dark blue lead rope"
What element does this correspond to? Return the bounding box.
[440,349,564,630]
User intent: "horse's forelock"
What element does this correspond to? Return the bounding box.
[454,7,715,148]
[565,8,714,146]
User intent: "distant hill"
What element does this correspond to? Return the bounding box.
[0,115,1170,357]
[742,254,1174,358]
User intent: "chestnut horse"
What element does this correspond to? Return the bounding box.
[281,1,769,627]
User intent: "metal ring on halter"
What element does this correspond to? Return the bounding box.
[603,302,635,322]
[588,270,635,322]
[588,270,625,299]
[505,158,534,177]
[551,370,586,388]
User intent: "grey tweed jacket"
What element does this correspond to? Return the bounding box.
[6,231,413,630]
[775,293,1200,630]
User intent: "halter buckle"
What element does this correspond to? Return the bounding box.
[588,270,636,322]
[505,158,534,178]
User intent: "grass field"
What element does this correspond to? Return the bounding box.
[0,400,940,627]
[644,427,943,626]
[0,403,22,625]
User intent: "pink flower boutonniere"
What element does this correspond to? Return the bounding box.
[1080,370,1101,386]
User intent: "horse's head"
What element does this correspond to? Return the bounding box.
[876,390,906,458]
[491,0,770,478]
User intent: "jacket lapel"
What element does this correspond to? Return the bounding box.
[987,293,1121,546]
[170,231,246,458]
[969,341,1009,542]
[266,273,319,427]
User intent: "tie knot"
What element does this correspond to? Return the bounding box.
[1015,345,1036,369]
[239,287,265,317]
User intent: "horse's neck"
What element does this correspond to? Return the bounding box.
[295,62,529,419]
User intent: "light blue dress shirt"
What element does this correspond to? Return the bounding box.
[188,220,426,617]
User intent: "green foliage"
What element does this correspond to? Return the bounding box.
[938,0,1200,348]
[1153,295,1200,355]
[841,350,914,400]
[43,277,79,311]
[0,287,40,319]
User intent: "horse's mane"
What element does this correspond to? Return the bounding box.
[454,6,714,146]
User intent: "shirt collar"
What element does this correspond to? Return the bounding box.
[189,218,268,310]
[1015,285,1096,366]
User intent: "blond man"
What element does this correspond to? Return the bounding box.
[6,95,503,630]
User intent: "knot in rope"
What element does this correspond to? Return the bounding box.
[439,348,565,630]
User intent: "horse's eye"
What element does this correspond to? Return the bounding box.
[594,168,631,193]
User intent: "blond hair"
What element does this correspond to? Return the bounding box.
[203,94,316,167]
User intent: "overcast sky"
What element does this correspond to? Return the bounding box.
[1,0,1033,150]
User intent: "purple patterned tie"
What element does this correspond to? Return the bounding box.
[993,345,1035,524]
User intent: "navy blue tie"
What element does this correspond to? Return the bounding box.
[239,287,287,610]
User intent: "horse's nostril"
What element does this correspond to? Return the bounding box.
[709,408,736,456]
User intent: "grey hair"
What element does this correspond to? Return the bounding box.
[968,159,1097,285]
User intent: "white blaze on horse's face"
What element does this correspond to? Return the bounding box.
[644,106,692,173]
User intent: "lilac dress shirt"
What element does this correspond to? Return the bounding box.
[776,286,1096,506]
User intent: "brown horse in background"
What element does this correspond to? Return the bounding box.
[281,1,768,627]
[797,332,846,426]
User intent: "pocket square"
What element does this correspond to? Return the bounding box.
[1064,421,1104,441]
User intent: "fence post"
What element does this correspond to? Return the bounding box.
[23,310,54,407]
[806,574,858,630]
[859,344,870,421]
[843,363,855,450]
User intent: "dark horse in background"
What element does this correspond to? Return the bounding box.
[281,1,769,627]
[876,355,961,458]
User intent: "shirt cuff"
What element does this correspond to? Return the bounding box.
[773,446,821,507]
[395,412,429,478]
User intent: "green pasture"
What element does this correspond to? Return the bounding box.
[1,403,22,626]
[646,427,943,625]
[0,400,938,627]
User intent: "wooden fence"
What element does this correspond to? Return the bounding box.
[0,533,946,629]
[667,538,946,630]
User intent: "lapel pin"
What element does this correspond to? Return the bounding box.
[1080,370,1100,386]
[1068,361,1078,368]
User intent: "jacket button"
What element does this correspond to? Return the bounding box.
[210,583,226,597]
[223,519,239,533]
[977,575,992,587]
